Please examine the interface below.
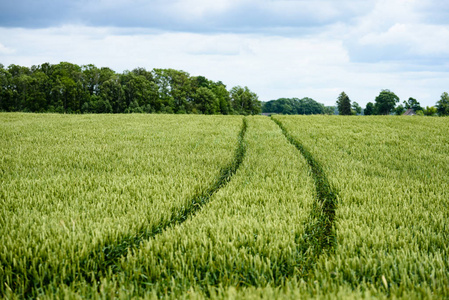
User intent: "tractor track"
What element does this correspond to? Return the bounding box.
[20,118,248,298]
[272,116,338,278]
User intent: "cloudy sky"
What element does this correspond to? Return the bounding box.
[1,0,448,106]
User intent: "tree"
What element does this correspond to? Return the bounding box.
[0,62,264,115]
[230,86,261,115]
[423,106,437,116]
[324,106,335,115]
[374,89,399,115]
[0,66,14,111]
[297,97,325,114]
[99,75,125,113]
[394,104,405,115]
[403,97,422,112]
[211,83,232,115]
[152,68,191,113]
[82,64,101,95]
[192,87,219,114]
[336,91,352,115]
[262,97,326,115]
[364,102,375,115]
[436,92,449,116]
[352,102,362,115]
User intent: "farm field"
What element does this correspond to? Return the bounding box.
[1,113,448,299]
[0,113,243,298]
[274,115,449,299]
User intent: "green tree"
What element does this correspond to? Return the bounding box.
[82,64,101,95]
[364,102,375,115]
[125,99,144,113]
[59,76,77,112]
[152,68,191,113]
[403,97,422,112]
[193,87,219,114]
[298,97,325,114]
[0,62,264,115]
[352,102,362,115]
[436,92,449,116]
[374,89,399,115]
[423,106,437,116]
[262,97,325,115]
[0,65,14,111]
[394,104,405,115]
[99,75,125,113]
[211,83,232,115]
[336,91,352,115]
[13,73,32,111]
[324,106,335,115]
[230,86,261,115]
[26,71,49,112]
[7,64,32,111]
[51,62,83,112]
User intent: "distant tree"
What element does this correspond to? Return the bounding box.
[82,64,101,95]
[352,102,362,115]
[364,102,375,115]
[262,97,325,115]
[230,86,261,115]
[0,62,259,115]
[374,89,399,115]
[324,106,336,115]
[152,68,193,113]
[0,66,13,111]
[436,92,449,116]
[336,91,352,115]
[403,97,422,112]
[99,75,126,113]
[211,83,232,115]
[423,106,437,116]
[394,104,405,115]
[193,87,219,114]
[297,97,325,114]
[84,94,113,113]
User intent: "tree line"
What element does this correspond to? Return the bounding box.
[337,90,449,116]
[262,97,335,115]
[0,62,261,115]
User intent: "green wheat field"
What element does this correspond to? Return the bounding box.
[1,113,448,299]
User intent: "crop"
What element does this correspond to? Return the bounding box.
[274,115,449,298]
[0,113,242,298]
[17,116,318,298]
[97,116,317,298]
[1,113,448,299]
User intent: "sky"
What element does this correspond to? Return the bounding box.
[1,0,448,107]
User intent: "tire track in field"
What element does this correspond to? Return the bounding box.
[272,117,338,278]
[22,118,247,298]
[85,117,247,276]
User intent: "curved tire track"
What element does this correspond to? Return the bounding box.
[22,118,248,298]
[85,117,247,275]
[272,117,338,278]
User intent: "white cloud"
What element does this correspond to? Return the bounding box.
[360,23,449,56]
[0,43,15,54]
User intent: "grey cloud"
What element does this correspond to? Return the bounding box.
[0,0,76,27]
[1,0,376,33]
